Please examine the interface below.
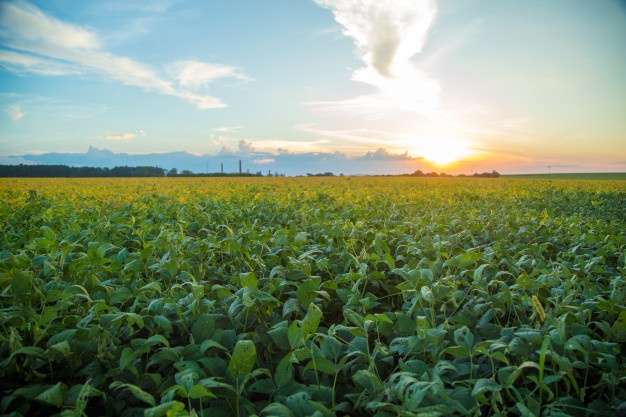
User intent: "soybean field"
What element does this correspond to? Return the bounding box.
[1,177,625,417]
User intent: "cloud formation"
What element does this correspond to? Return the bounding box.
[313,0,440,115]
[5,104,24,121]
[98,133,136,140]
[12,145,425,176]
[0,1,249,109]
[169,61,251,88]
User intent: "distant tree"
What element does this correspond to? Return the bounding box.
[167,168,178,177]
[472,171,500,178]
[0,164,166,177]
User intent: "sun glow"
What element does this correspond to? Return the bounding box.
[413,137,477,166]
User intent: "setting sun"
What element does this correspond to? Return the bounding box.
[412,137,477,166]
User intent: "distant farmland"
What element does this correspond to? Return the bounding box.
[503,172,626,180]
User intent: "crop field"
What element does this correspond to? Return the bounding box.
[1,177,625,417]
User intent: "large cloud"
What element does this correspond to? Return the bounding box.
[0,1,248,109]
[312,0,440,115]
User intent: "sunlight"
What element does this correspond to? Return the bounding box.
[412,137,476,166]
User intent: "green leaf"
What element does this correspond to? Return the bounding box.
[175,369,197,394]
[42,226,57,242]
[282,299,303,318]
[248,378,277,394]
[96,242,115,259]
[285,392,310,416]
[144,401,186,417]
[49,341,71,357]
[385,253,396,269]
[443,345,470,359]
[110,382,156,406]
[352,370,383,391]
[261,402,296,417]
[274,354,294,388]
[197,377,237,392]
[188,384,216,400]
[611,310,626,342]
[153,314,173,332]
[119,347,137,372]
[288,320,304,349]
[301,303,323,340]
[472,378,502,396]
[473,263,497,283]
[229,339,256,378]
[268,320,290,349]
[304,357,337,375]
[65,379,101,410]
[454,326,475,349]
[117,247,129,263]
[35,382,66,407]
[11,271,32,296]
[191,314,215,343]
[297,279,318,309]
[420,286,434,303]
[240,272,258,288]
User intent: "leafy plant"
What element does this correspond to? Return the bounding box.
[1,177,625,416]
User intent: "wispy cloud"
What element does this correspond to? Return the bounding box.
[312,0,439,116]
[169,61,251,88]
[0,1,249,109]
[253,158,275,164]
[98,133,136,140]
[296,124,391,147]
[5,104,24,121]
[213,126,243,134]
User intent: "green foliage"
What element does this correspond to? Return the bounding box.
[1,177,625,416]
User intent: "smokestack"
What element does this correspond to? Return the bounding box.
[239,160,242,174]
[221,163,223,174]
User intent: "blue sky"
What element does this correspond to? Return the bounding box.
[1,0,625,175]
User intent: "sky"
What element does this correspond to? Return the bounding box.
[0,0,625,175]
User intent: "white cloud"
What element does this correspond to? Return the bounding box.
[296,124,392,147]
[313,0,440,116]
[1,1,102,52]
[252,139,331,154]
[169,61,251,88]
[0,49,84,76]
[0,1,249,109]
[213,126,243,134]
[238,140,256,155]
[359,148,417,161]
[5,104,24,121]
[99,133,136,140]
[253,158,275,164]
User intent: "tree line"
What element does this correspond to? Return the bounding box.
[405,169,501,178]
[0,164,166,177]
[0,164,268,178]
